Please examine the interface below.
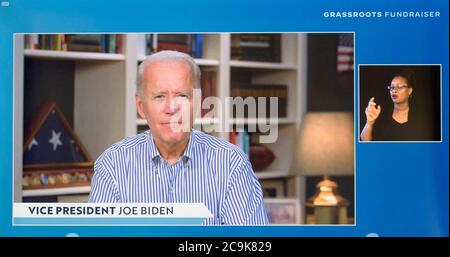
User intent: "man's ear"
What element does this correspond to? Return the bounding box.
[136,93,145,119]
[409,87,413,96]
[192,87,202,120]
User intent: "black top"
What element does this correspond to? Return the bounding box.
[372,107,431,141]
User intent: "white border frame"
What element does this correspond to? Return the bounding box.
[358,64,443,143]
[12,32,357,228]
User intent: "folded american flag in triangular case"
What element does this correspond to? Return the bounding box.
[22,100,94,190]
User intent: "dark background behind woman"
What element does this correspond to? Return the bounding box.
[359,65,441,141]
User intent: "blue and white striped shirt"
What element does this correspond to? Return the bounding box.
[88,129,269,225]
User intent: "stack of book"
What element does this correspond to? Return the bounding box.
[230,84,288,118]
[25,34,123,53]
[231,34,281,62]
[200,70,216,117]
[25,34,67,51]
[147,34,203,58]
[67,34,122,53]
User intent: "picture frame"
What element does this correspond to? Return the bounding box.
[264,198,301,224]
[260,178,286,198]
[22,100,94,190]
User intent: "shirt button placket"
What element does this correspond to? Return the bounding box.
[167,163,175,202]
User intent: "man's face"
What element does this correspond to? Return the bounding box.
[136,60,194,147]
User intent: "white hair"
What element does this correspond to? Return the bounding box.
[136,50,201,97]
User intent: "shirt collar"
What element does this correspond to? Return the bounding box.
[147,130,161,162]
[182,129,196,161]
[147,129,197,164]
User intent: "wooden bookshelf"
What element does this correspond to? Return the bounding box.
[23,186,91,197]
[138,54,219,66]
[255,170,290,179]
[24,49,125,61]
[231,117,296,125]
[229,60,297,70]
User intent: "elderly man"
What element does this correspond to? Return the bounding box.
[89,50,269,225]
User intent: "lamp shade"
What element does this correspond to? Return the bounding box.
[291,112,354,176]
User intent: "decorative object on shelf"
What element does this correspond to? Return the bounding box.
[249,144,275,171]
[306,176,349,224]
[22,100,94,190]
[231,34,281,62]
[260,178,285,198]
[291,112,354,224]
[264,198,300,224]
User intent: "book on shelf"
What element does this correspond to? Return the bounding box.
[230,128,236,144]
[158,41,190,53]
[25,34,40,49]
[67,34,123,53]
[67,34,103,45]
[106,34,117,54]
[32,34,67,51]
[200,69,216,117]
[231,33,281,62]
[157,34,191,54]
[145,34,155,55]
[25,34,123,53]
[66,34,103,53]
[231,83,288,118]
[191,34,203,58]
[146,33,203,58]
[67,43,102,52]
[230,129,250,156]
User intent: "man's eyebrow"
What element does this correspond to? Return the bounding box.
[177,90,192,95]
[151,90,168,95]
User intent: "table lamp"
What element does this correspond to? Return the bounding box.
[291,112,354,224]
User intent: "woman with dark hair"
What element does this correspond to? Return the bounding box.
[360,69,424,141]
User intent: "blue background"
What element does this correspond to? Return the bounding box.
[0,0,448,237]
